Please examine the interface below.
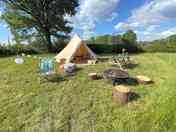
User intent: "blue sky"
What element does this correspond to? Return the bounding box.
[1,0,176,43]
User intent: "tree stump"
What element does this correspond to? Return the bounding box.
[88,73,98,80]
[57,65,65,74]
[136,75,152,84]
[113,85,131,104]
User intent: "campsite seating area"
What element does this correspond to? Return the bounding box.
[13,35,153,105]
[53,35,153,104]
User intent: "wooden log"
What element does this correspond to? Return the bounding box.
[113,85,131,104]
[88,73,98,80]
[88,60,97,65]
[136,75,152,84]
[57,65,65,74]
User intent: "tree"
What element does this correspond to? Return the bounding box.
[112,35,123,45]
[122,30,137,45]
[2,0,79,52]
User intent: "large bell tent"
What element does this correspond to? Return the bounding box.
[55,34,97,64]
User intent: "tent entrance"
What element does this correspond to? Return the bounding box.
[72,44,92,64]
[72,55,91,64]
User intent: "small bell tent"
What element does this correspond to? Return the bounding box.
[55,34,97,64]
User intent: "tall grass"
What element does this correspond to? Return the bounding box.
[0,53,176,131]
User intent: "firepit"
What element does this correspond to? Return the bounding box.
[103,69,129,85]
[103,69,129,79]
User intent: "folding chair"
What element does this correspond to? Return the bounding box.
[39,58,56,82]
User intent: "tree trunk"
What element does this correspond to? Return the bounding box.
[46,33,53,52]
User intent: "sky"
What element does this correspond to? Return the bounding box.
[1,0,176,43]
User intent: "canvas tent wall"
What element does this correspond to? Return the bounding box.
[55,34,97,64]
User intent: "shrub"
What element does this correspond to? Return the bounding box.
[88,43,142,54]
[141,43,176,53]
[0,44,39,57]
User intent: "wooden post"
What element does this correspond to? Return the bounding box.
[113,85,131,104]
[57,65,64,74]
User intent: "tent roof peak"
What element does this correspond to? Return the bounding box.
[71,34,82,43]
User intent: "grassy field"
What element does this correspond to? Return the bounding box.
[0,53,176,132]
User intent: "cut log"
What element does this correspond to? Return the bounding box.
[88,73,98,80]
[113,85,131,104]
[136,75,152,84]
[57,65,65,74]
[88,60,97,65]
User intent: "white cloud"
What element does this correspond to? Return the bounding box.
[107,13,118,22]
[2,23,8,28]
[160,27,176,38]
[69,0,120,39]
[77,0,119,22]
[115,0,176,41]
[137,27,176,41]
[146,25,160,32]
[127,0,176,28]
[114,22,130,30]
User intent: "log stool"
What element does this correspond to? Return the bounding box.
[136,75,152,84]
[113,85,131,104]
[88,73,98,80]
[57,65,65,74]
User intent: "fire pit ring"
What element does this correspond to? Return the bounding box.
[103,69,129,79]
[103,69,129,85]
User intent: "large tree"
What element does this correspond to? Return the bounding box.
[122,30,137,45]
[1,0,78,52]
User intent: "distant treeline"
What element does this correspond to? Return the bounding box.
[140,34,176,52]
[87,30,142,53]
[1,31,176,57]
[0,38,66,57]
[0,30,143,56]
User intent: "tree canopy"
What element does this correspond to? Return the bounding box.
[122,30,137,45]
[88,30,137,45]
[1,0,79,52]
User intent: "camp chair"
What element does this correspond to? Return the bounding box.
[39,58,55,76]
[39,58,56,83]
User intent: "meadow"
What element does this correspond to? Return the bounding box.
[0,53,176,132]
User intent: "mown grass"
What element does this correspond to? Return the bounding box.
[0,53,176,132]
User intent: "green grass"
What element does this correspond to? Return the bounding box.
[0,53,176,132]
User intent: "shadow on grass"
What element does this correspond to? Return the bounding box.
[98,57,110,62]
[129,92,140,102]
[111,63,139,69]
[75,67,83,72]
[43,74,66,83]
[124,63,139,69]
[112,77,139,86]
[125,78,139,85]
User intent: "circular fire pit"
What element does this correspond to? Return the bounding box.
[103,69,129,79]
[103,69,129,85]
